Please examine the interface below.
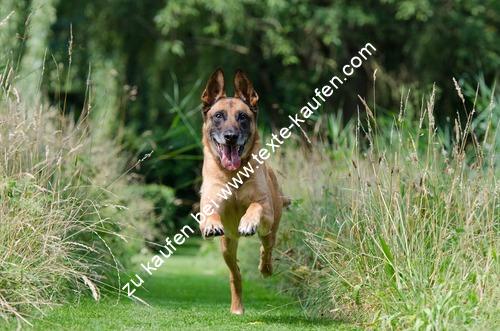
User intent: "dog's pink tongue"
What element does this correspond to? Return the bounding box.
[221,145,241,171]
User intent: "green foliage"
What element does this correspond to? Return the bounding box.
[126,75,203,189]
[124,183,177,237]
[0,24,158,324]
[243,84,499,329]
[463,75,500,155]
[21,0,495,209]
[0,1,29,66]
[17,0,59,105]
[1,0,499,327]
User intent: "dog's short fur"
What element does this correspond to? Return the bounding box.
[199,68,287,314]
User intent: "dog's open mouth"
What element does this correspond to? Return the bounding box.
[214,141,244,171]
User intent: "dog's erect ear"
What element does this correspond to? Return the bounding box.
[201,68,226,112]
[234,69,259,110]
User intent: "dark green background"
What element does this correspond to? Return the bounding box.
[2,0,498,233]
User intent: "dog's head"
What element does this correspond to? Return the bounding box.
[201,68,259,171]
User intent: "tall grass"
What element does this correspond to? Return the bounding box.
[0,63,154,325]
[267,83,499,329]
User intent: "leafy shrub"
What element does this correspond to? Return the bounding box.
[124,183,177,237]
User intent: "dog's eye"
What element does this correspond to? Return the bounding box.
[214,112,224,119]
[238,112,249,121]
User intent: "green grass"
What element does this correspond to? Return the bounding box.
[10,240,354,331]
[253,85,499,329]
[0,58,160,325]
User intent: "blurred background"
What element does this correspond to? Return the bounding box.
[1,0,499,234]
[1,1,499,327]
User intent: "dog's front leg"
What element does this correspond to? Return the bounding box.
[238,202,272,237]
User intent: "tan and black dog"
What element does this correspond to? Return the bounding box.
[199,68,288,315]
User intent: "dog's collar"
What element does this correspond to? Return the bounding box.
[203,97,258,114]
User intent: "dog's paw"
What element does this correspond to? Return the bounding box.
[238,216,259,237]
[201,222,224,238]
[259,260,273,277]
[230,306,244,315]
[238,224,256,236]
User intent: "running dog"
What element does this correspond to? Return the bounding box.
[199,68,288,315]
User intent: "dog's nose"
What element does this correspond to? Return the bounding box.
[224,132,238,143]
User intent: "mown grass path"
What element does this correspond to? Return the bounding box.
[24,241,354,331]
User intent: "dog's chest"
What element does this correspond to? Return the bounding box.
[219,180,257,224]
[220,189,250,219]
[221,201,246,220]
[217,197,247,237]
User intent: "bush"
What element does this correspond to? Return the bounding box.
[124,183,177,238]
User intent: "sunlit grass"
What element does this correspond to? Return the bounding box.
[0,64,142,326]
[266,82,499,330]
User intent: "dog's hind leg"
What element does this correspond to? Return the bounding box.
[258,232,275,277]
[258,194,282,277]
[220,236,244,315]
